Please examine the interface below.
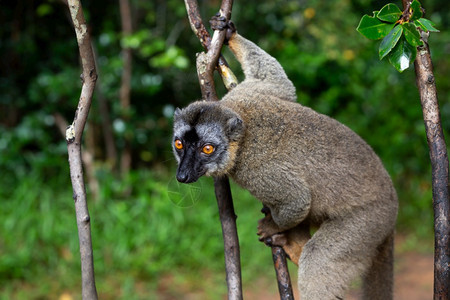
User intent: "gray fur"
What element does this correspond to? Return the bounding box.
[173,31,398,299]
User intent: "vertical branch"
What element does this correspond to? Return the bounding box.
[261,206,294,299]
[185,1,293,298]
[272,246,294,300]
[214,176,242,300]
[401,1,450,299]
[184,1,243,299]
[415,44,450,300]
[66,0,98,299]
[119,0,133,174]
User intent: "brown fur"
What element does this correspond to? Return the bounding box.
[173,26,398,299]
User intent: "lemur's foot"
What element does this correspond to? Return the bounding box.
[257,207,307,265]
[257,207,282,245]
[209,13,236,43]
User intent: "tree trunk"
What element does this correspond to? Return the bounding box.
[119,0,133,174]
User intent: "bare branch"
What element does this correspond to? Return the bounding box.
[214,176,242,300]
[414,45,450,300]
[185,1,293,298]
[66,0,98,299]
[184,1,242,299]
[401,1,450,298]
[184,0,212,50]
[272,246,294,299]
[185,0,237,92]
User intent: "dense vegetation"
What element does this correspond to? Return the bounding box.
[1,0,449,298]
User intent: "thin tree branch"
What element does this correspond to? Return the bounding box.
[214,176,242,300]
[185,1,293,298]
[261,205,295,299]
[56,112,100,201]
[184,1,242,299]
[66,0,98,299]
[272,246,294,300]
[184,0,237,90]
[415,43,450,300]
[401,1,450,299]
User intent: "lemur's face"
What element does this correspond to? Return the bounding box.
[172,103,243,183]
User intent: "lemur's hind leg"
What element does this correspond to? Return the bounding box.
[257,206,311,265]
[298,209,393,300]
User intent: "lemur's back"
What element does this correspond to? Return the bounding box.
[222,95,396,221]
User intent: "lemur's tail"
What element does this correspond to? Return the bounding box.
[362,232,394,300]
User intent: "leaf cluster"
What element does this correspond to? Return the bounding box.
[357,0,439,72]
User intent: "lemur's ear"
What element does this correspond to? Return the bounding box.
[174,107,182,118]
[226,116,244,141]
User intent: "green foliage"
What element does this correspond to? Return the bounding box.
[402,22,422,47]
[388,36,417,72]
[379,24,403,60]
[0,169,274,298]
[357,0,439,72]
[356,15,395,40]
[377,3,402,23]
[410,0,423,21]
[414,18,440,32]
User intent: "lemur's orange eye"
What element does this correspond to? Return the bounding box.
[174,139,183,150]
[202,144,215,155]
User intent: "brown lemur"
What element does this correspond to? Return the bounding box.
[172,15,398,300]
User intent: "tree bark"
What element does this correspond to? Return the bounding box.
[184,1,243,299]
[272,246,294,300]
[214,176,243,300]
[414,44,450,300]
[184,0,237,90]
[185,1,294,298]
[66,0,98,299]
[55,112,99,201]
[119,0,133,174]
[401,1,450,299]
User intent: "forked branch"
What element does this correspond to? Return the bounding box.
[184,1,243,299]
[66,0,98,299]
[184,1,294,299]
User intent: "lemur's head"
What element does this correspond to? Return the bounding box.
[172,101,244,183]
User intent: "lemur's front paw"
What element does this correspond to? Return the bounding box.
[257,210,282,246]
[209,14,227,31]
[209,13,236,43]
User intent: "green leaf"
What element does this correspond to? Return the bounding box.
[402,22,423,47]
[388,36,417,72]
[357,15,395,40]
[414,18,440,32]
[377,3,402,23]
[379,25,403,60]
[410,0,423,21]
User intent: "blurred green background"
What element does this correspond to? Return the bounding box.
[0,0,449,299]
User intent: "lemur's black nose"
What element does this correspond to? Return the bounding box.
[176,172,189,183]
